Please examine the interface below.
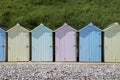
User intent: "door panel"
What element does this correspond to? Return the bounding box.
[90,31,101,62]
[32,30,53,61]
[65,31,76,61]
[80,31,90,61]
[18,30,29,61]
[113,30,120,62]
[80,27,101,62]
[0,32,5,61]
[104,31,114,62]
[8,29,18,61]
[41,32,53,61]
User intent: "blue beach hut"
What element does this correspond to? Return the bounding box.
[79,23,102,62]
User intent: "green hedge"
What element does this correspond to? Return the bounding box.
[0,0,120,30]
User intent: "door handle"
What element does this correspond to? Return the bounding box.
[49,46,53,47]
[1,35,4,36]
[26,46,29,48]
[2,45,5,47]
[99,45,101,47]
[74,45,77,47]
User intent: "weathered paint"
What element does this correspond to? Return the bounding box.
[31,23,53,61]
[104,22,120,62]
[79,23,102,62]
[55,23,77,61]
[0,28,6,61]
[7,23,30,61]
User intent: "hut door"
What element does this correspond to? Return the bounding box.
[80,31,90,61]
[64,31,76,61]
[80,29,101,62]
[18,31,29,61]
[89,31,101,62]
[23,31,29,61]
[104,30,114,62]
[0,31,5,61]
[55,33,65,61]
[42,32,53,61]
[113,29,120,62]
[8,29,18,61]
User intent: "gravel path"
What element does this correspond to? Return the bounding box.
[0,62,120,80]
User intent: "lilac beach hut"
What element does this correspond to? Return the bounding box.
[55,23,77,61]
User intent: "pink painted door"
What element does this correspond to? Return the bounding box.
[55,29,76,61]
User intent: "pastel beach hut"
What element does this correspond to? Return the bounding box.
[7,23,30,61]
[55,23,77,61]
[104,22,120,62]
[79,23,102,62]
[31,23,53,61]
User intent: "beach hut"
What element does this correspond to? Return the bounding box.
[79,23,102,62]
[7,23,30,61]
[104,22,120,62]
[31,23,53,61]
[55,23,77,61]
[0,28,6,61]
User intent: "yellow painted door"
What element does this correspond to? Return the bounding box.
[104,30,114,62]
[17,29,29,61]
[8,28,18,61]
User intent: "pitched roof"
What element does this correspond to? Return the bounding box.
[54,23,77,32]
[7,23,29,32]
[103,22,119,31]
[79,22,102,31]
[31,23,53,32]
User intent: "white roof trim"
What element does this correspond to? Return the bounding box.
[103,22,119,31]
[7,23,29,32]
[31,23,53,32]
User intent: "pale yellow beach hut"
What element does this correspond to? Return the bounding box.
[104,22,120,62]
[7,23,30,61]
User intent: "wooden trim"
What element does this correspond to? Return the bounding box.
[77,32,79,62]
[102,31,104,62]
[53,32,55,62]
[6,32,8,62]
[29,32,32,61]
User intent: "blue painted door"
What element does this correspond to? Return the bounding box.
[32,24,53,61]
[0,29,5,61]
[79,25,101,62]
